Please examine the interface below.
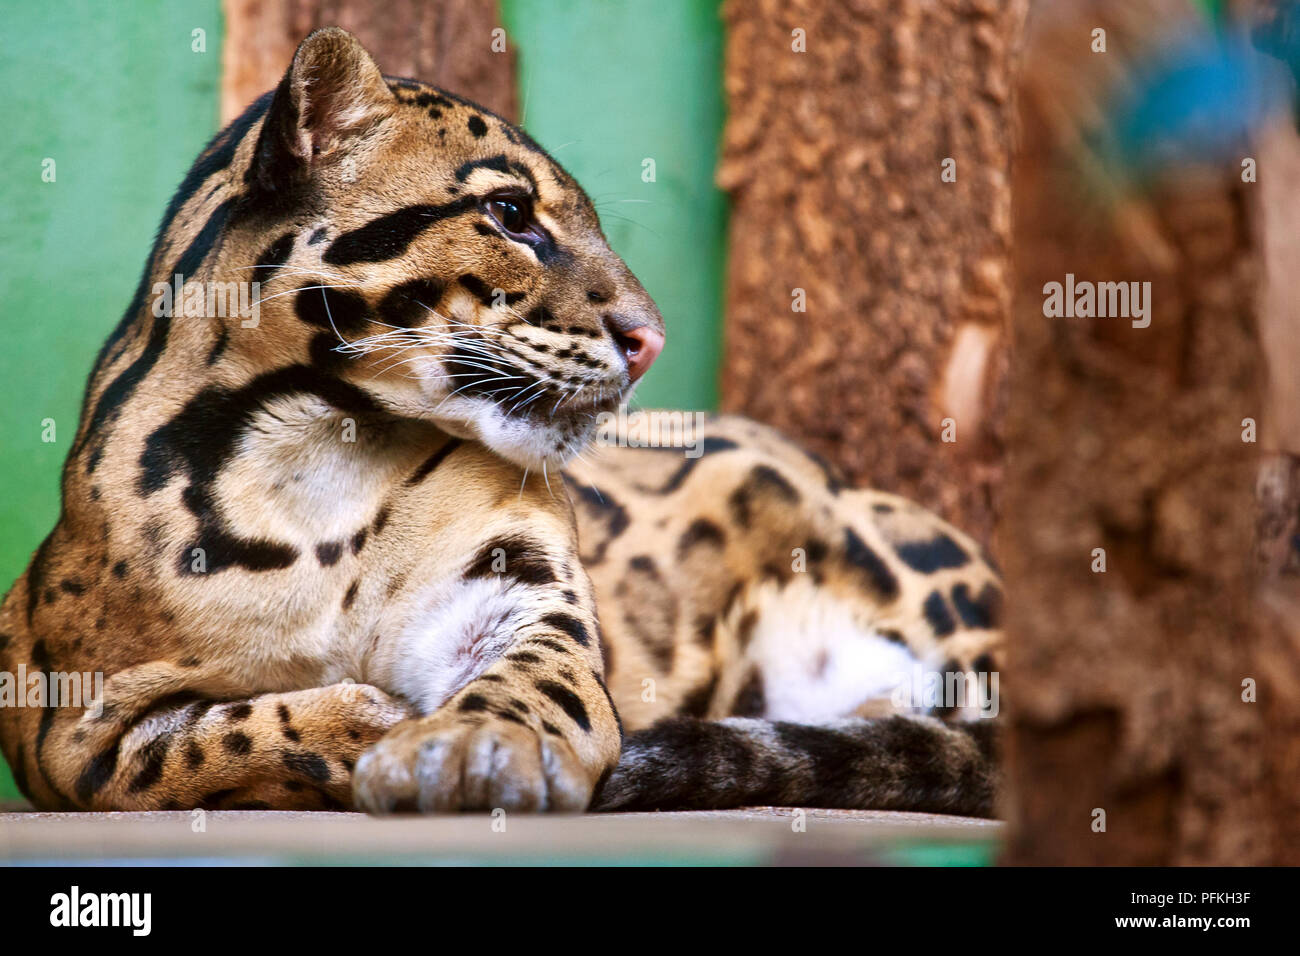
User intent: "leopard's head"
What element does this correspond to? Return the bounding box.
[217,28,663,468]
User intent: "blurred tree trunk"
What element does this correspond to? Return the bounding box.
[1247,0,1300,865]
[221,0,517,123]
[1003,0,1287,864]
[717,0,1028,545]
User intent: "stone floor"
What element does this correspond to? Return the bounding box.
[0,807,1003,865]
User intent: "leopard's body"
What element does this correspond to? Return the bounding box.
[0,30,1002,815]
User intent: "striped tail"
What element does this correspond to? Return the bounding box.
[591,715,998,817]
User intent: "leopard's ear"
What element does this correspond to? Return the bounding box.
[250,27,395,195]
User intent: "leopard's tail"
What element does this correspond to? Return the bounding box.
[590,715,998,817]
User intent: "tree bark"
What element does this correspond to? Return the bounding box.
[221,0,517,123]
[717,0,1027,545]
[1003,0,1282,864]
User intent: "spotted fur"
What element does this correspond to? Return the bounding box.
[0,29,1002,816]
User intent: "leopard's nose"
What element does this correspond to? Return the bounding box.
[604,318,664,383]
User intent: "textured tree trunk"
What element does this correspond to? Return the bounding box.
[717,0,1028,545]
[221,0,517,123]
[1003,0,1286,864]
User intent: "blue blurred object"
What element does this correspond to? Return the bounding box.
[1106,30,1290,175]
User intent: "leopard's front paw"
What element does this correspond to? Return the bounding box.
[353,713,592,814]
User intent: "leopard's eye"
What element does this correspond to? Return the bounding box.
[485,195,533,238]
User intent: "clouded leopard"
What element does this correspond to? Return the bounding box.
[0,28,1002,815]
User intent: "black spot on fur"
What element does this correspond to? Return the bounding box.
[453,154,512,182]
[468,114,488,137]
[536,680,591,732]
[226,702,253,722]
[315,541,343,567]
[127,734,172,792]
[255,232,295,277]
[843,528,900,600]
[75,745,120,804]
[540,611,591,647]
[459,694,490,713]
[283,750,330,783]
[378,277,446,328]
[951,582,1003,629]
[222,732,253,755]
[728,465,800,527]
[323,197,479,266]
[111,560,128,579]
[342,579,359,611]
[294,285,372,336]
[923,590,957,637]
[465,535,557,586]
[677,518,726,557]
[458,273,525,308]
[524,304,556,328]
[896,533,970,573]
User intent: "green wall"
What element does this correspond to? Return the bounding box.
[0,0,223,800]
[0,0,725,802]
[501,0,727,412]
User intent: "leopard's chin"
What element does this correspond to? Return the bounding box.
[432,392,609,471]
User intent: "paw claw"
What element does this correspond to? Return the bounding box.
[353,713,592,814]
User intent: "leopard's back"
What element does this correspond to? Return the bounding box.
[568,413,1003,731]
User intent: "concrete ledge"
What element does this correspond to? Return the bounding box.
[0,808,1003,865]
